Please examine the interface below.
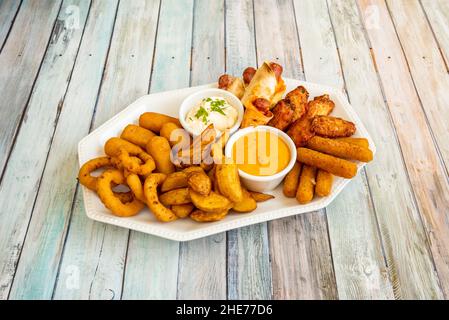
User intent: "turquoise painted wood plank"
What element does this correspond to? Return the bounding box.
[176,0,227,300]
[225,0,272,300]
[328,0,442,299]
[0,0,21,50]
[0,0,88,300]
[359,0,448,299]
[52,0,159,300]
[120,0,193,300]
[0,0,62,174]
[6,0,118,300]
[253,0,336,299]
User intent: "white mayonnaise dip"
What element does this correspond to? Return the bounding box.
[185,96,238,135]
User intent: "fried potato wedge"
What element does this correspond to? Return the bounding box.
[232,188,257,213]
[171,203,194,218]
[249,191,275,202]
[190,209,229,222]
[216,158,243,203]
[161,171,188,192]
[159,188,191,206]
[187,171,212,196]
[189,190,232,213]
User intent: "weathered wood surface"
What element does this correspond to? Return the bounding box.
[329,0,442,299]
[54,0,159,300]
[123,0,192,300]
[0,0,21,50]
[1,0,449,300]
[0,0,88,299]
[176,0,227,300]
[359,0,448,299]
[253,0,337,300]
[0,0,61,174]
[225,0,272,300]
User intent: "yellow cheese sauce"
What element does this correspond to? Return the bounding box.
[232,130,290,176]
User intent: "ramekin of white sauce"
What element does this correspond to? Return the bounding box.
[179,88,244,137]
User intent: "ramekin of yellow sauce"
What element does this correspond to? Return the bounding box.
[225,126,297,192]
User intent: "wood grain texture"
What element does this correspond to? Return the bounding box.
[0,0,61,175]
[0,0,21,50]
[10,1,121,299]
[53,0,159,300]
[121,0,192,300]
[421,0,449,68]
[297,0,392,300]
[225,0,272,300]
[386,0,449,174]
[359,0,448,299]
[0,0,89,300]
[176,0,227,300]
[329,0,442,299]
[254,0,337,299]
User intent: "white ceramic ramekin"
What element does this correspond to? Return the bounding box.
[179,88,244,137]
[224,125,297,192]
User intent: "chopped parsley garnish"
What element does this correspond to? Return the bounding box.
[195,106,209,124]
[209,98,227,115]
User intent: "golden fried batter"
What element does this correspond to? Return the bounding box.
[311,116,356,138]
[306,94,335,118]
[285,86,309,122]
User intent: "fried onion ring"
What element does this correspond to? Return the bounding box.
[117,148,156,176]
[126,173,146,202]
[97,169,145,217]
[78,156,112,191]
[143,173,178,222]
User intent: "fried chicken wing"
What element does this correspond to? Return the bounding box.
[306,94,335,118]
[268,100,294,131]
[285,86,309,122]
[311,116,356,138]
[287,117,315,147]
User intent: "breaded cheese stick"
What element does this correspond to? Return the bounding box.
[297,148,357,179]
[296,165,316,204]
[283,162,302,197]
[307,136,373,162]
[335,137,369,148]
[315,170,333,197]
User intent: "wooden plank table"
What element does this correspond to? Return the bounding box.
[0,0,448,300]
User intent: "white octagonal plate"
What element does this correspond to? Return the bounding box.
[78,78,376,241]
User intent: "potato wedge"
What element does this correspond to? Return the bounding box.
[216,158,243,203]
[187,171,211,196]
[249,191,275,202]
[171,203,194,218]
[160,172,188,192]
[190,209,229,222]
[189,189,232,213]
[232,188,257,213]
[159,188,191,206]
